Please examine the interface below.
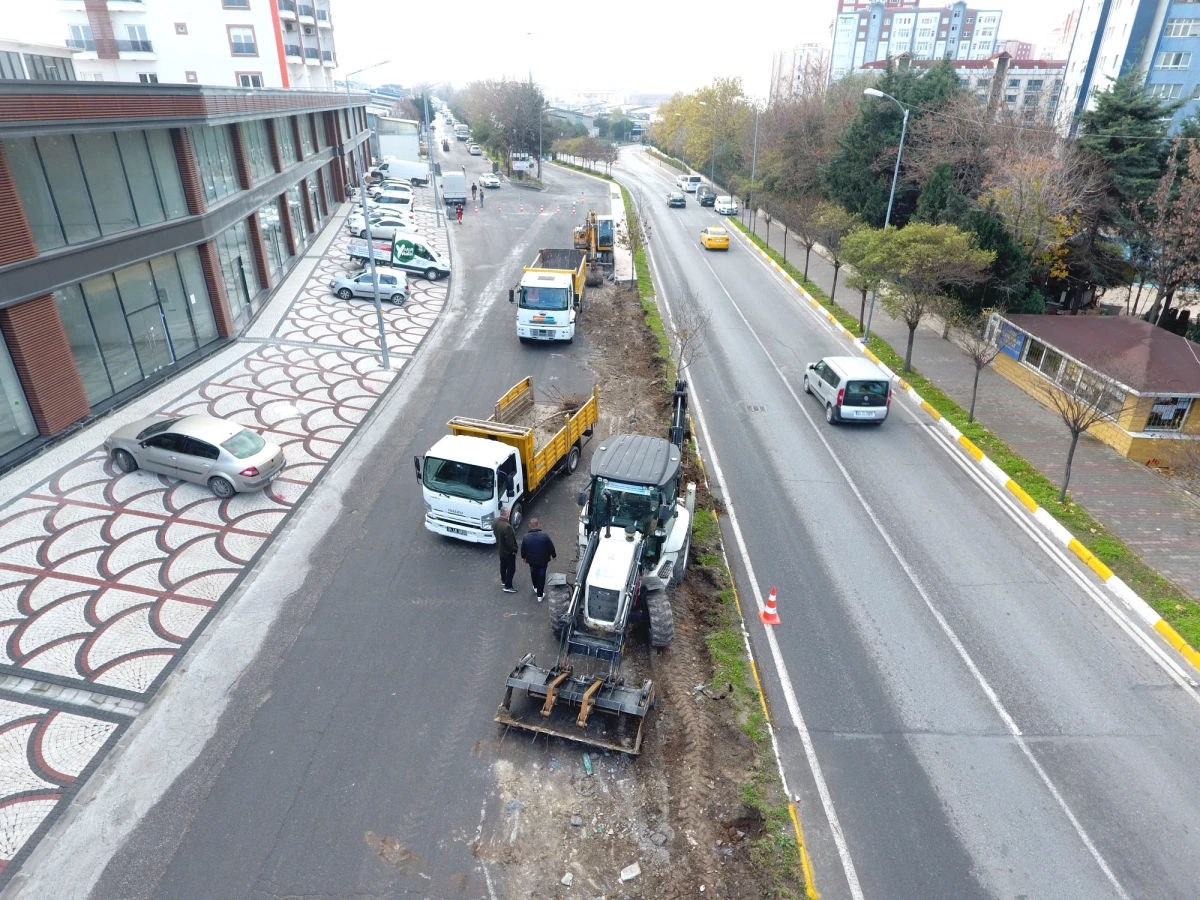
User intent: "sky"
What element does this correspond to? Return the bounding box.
[3,0,1080,100]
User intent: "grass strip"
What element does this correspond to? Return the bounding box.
[728,217,1200,649]
[646,147,689,173]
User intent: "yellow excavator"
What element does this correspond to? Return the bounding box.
[573,210,615,285]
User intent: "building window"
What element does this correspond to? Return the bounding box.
[1005,93,1018,103]
[123,24,152,53]
[1022,339,1064,380]
[73,132,138,236]
[1147,83,1184,99]
[1164,18,1200,37]
[68,24,95,51]
[192,125,239,203]
[22,54,75,81]
[213,219,260,325]
[175,23,188,34]
[186,70,198,82]
[0,333,37,453]
[1007,77,1021,87]
[1146,397,1193,431]
[287,184,309,245]
[228,26,257,56]
[237,72,263,87]
[138,73,158,84]
[259,200,285,276]
[1026,79,1043,92]
[242,119,274,183]
[299,114,316,156]
[1155,51,1192,69]
[0,51,24,79]
[223,0,250,6]
[277,116,298,163]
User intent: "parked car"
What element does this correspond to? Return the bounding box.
[350,216,420,240]
[667,191,686,208]
[468,143,482,156]
[104,414,285,499]
[715,195,739,215]
[480,173,501,188]
[330,270,410,304]
[347,209,416,234]
[696,185,716,206]
[700,225,729,250]
[368,180,413,199]
[803,356,892,425]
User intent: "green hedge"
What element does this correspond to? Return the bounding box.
[647,147,689,173]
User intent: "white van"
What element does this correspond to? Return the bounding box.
[677,174,703,193]
[374,159,429,185]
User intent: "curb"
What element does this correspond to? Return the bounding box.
[731,223,1200,677]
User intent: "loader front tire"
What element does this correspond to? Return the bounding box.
[550,586,572,638]
[646,588,675,648]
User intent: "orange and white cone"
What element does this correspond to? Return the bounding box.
[539,204,544,214]
[556,205,561,214]
[474,205,478,215]
[760,586,781,625]
[572,205,577,215]
[519,201,524,213]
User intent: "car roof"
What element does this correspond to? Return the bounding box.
[170,414,242,443]
[821,356,890,380]
[589,433,680,488]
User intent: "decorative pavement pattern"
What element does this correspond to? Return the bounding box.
[0,193,449,884]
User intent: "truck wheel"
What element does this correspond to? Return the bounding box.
[671,533,691,586]
[550,586,571,638]
[509,500,524,532]
[646,589,675,648]
[566,444,580,474]
[425,268,440,281]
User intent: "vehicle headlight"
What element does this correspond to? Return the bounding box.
[424,500,432,513]
[481,512,494,528]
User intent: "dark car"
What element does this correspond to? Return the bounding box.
[696,185,716,206]
[667,191,686,208]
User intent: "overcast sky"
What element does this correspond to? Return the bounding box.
[4,0,1081,100]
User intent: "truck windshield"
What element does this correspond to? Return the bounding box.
[520,286,570,311]
[423,456,495,502]
[591,478,658,532]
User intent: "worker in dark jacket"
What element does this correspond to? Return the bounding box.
[492,508,518,593]
[520,518,556,602]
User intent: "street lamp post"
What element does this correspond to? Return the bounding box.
[861,87,909,345]
[748,102,759,230]
[698,100,716,188]
[344,60,392,370]
[421,88,442,226]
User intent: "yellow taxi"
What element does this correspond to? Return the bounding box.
[700,225,730,251]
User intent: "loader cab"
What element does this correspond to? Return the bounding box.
[580,433,681,564]
[596,216,615,252]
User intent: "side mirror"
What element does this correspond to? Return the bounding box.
[573,296,581,311]
[657,504,672,523]
[413,455,422,481]
[577,489,588,507]
[508,288,515,304]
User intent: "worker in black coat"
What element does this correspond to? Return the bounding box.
[492,508,518,593]
[520,518,556,602]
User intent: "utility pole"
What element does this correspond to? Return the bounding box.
[748,103,759,230]
[861,88,909,345]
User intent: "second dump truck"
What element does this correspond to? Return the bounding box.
[415,377,598,542]
[509,249,587,344]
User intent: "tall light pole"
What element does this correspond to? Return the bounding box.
[698,99,715,187]
[861,87,909,346]
[344,60,392,370]
[747,101,760,230]
[421,87,442,226]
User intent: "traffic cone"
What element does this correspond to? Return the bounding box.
[520,201,524,213]
[474,205,478,215]
[760,587,781,625]
[539,204,544,214]
[498,204,502,212]
[572,204,577,215]
[556,205,561,214]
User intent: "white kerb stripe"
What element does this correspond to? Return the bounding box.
[979,456,1010,489]
[1106,577,1163,627]
[1032,507,1075,547]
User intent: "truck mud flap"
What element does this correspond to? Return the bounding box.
[495,654,654,755]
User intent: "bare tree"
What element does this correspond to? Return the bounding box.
[1136,139,1200,325]
[812,202,861,304]
[1043,358,1128,502]
[789,194,822,280]
[670,280,713,379]
[953,311,1013,423]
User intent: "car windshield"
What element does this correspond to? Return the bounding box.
[423,456,495,501]
[136,419,174,441]
[671,193,683,200]
[591,478,659,532]
[221,429,266,459]
[520,286,570,311]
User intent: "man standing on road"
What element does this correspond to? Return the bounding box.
[456,203,463,223]
[471,183,478,202]
[520,518,556,603]
[492,509,518,594]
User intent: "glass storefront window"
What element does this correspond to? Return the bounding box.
[243,118,274,183]
[176,247,219,346]
[259,200,285,276]
[214,220,259,325]
[3,137,64,251]
[276,116,298,164]
[34,134,100,244]
[146,129,189,219]
[0,333,38,454]
[287,184,308,247]
[57,284,113,406]
[75,132,138,236]
[193,125,239,203]
[80,273,141,395]
[115,131,166,227]
[299,114,316,156]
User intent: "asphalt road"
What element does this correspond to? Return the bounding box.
[620,147,1200,900]
[89,141,610,900]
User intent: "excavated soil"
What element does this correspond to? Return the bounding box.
[475,281,795,898]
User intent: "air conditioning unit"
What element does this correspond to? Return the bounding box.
[285,21,295,31]
[303,25,313,35]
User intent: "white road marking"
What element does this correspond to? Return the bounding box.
[686,240,1132,900]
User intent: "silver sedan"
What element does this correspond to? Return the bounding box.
[330,270,409,304]
[104,414,285,499]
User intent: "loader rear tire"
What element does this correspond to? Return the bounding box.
[670,533,691,587]
[646,588,675,648]
[550,586,572,638]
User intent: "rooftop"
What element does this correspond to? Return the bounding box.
[1007,315,1200,396]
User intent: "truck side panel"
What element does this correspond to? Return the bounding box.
[529,387,598,490]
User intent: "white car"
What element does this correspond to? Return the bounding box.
[346,209,417,232]
[368,181,413,199]
[715,195,739,215]
[349,216,420,240]
[329,270,410,305]
[468,144,482,156]
[480,173,501,188]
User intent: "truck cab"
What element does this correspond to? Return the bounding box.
[577,434,691,592]
[514,271,578,343]
[418,435,522,543]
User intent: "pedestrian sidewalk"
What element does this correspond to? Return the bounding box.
[0,187,449,887]
[740,209,1200,602]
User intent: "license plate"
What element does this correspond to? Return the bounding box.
[267,473,277,483]
[447,527,468,536]
[854,410,874,417]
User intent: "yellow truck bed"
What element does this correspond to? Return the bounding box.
[448,377,598,494]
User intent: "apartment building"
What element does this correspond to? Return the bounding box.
[769,44,830,103]
[0,81,370,466]
[830,0,1002,82]
[57,0,336,88]
[999,39,1036,59]
[1058,0,1200,133]
[861,51,1066,123]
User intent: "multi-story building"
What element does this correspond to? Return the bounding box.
[829,0,1002,82]
[861,51,1066,123]
[1057,0,1200,133]
[769,44,830,103]
[0,81,370,466]
[55,0,336,88]
[1045,7,1081,61]
[1000,39,1036,59]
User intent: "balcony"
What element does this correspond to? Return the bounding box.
[116,39,154,53]
[276,0,296,16]
[284,43,302,59]
[65,38,96,51]
[321,49,334,64]
[316,7,331,26]
[298,4,315,21]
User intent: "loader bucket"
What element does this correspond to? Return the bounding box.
[495,654,654,755]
